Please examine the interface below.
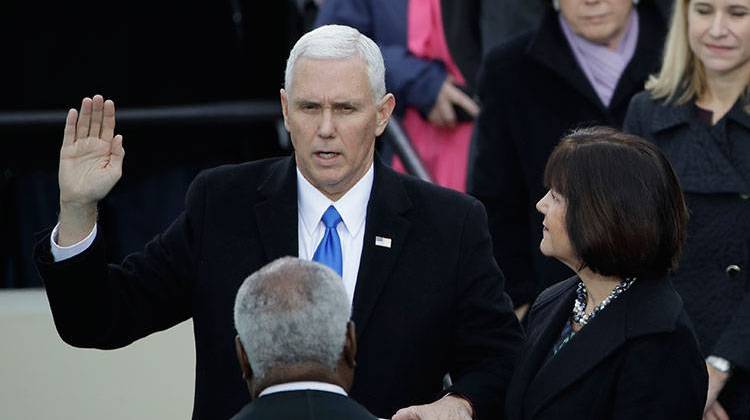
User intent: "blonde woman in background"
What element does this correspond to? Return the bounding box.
[624,1,750,418]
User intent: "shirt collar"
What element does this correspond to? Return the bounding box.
[650,96,750,133]
[297,164,373,238]
[258,381,348,398]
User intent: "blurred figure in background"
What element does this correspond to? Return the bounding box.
[293,0,327,33]
[315,0,542,191]
[624,0,750,417]
[506,127,707,420]
[468,0,667,318]
[481,1,545,54]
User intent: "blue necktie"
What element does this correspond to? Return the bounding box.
[313,206,343,277]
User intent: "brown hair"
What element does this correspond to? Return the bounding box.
[544,126,688,278]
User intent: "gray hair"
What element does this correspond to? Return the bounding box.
[284,24,386,102]
[233,257,351,382]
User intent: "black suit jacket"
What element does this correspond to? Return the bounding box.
[229,390,377,420]
[468,2,666,307]
[35,156,523,420]
[505,276,707,420]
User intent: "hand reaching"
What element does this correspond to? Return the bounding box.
[427,77,480,128]
[392,395,473,420]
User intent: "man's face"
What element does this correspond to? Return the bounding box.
[280,57,395,201]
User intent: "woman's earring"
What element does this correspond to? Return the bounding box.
[553,0,560,11]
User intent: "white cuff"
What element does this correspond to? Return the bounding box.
[50,223,98,262]
[706,355,733,374]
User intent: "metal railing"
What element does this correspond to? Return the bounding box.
[0,101,431,181]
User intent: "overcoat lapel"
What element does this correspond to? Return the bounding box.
[648,100,750,194]
[506,279,576,420]
[352,159,412,338]
[251,156,414,338]
[254,157,299,262]
[609,5,663,111]
[518,277,682,419]
[525,291,627,418]
[526,10,605,115]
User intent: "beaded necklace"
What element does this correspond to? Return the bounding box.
[572,277,636,327]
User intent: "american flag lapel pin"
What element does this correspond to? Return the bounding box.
[375,236,392,248]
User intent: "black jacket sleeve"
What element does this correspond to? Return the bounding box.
[467,48,537,307]
[446,200,525,420]
[34,171,209,349]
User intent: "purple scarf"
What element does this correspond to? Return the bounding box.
[559,10,639,107]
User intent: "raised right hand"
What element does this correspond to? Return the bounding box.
[57,95,124,246]
[59,95,124,206]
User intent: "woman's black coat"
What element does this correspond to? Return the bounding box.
[625,92,750,417]
[505,276,707,420]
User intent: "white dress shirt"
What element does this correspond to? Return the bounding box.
[50,163,373,304]
[50,223,97,262]
[258,381,347,398]
[258,381,386,420]
[296,165,372,303]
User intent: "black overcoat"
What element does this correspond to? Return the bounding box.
[625,92,750,417]
[505,276,708,420]
[34,156,524,420]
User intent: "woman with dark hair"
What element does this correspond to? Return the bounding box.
[624,1,750,418]
[468,0,670,319]
[505,127,708,420]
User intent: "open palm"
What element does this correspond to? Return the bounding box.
[59,95,124,206]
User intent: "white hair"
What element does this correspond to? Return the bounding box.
[284,24,386,101]
[233,257,351,382]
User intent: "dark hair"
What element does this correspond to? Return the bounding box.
[543,126,688,278]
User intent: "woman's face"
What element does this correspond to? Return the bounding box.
[688,0,750,78]
[559,0,634,49]
[536,190,578,268]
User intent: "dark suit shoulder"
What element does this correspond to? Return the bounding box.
[232,390,377,420]
[484,31,533,68]
[193,156,288,190]
[395,173,493,241]
[628,90,683,126]
[184,156,290,208]
[480,31,534,93]
[628,90,652,109]
[394,169,479,212]
[628,90,666,114]
[530,276,578,311]
[625,90,675,138]
[623,278,689,338]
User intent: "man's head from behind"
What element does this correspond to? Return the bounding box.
[280,24,396,202]
[233,257,356,398]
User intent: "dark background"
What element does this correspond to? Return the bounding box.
[2,0,308,287]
